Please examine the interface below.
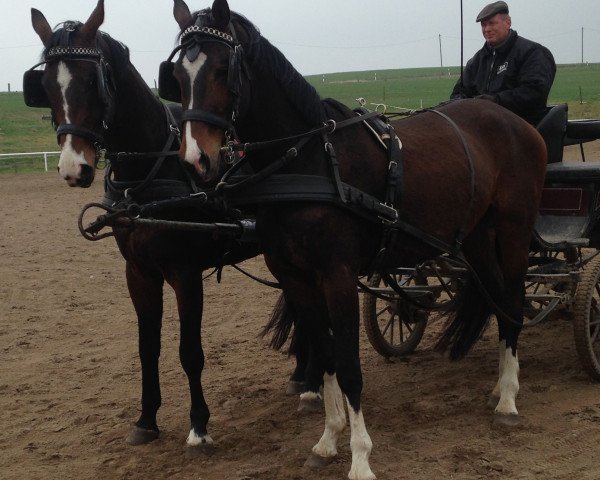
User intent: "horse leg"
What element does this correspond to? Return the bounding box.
[489,228,529,426]
[302,312,345,465]
[125,262,163,445]
[288,316,309,395]
[166,269,212,448]
[322,270,375,480]
[305,372,346,466]
[463,214,527,425]
[297,340,325,412]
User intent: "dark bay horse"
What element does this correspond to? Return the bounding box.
[28,0,311,452]
[166,1,547,477]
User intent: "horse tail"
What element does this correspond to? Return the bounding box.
[435,273,493,360]
[260,293,296,352]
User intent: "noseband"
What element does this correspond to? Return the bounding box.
[162,20,244,139]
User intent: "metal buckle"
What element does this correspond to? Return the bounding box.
[325,119,337,133]
[378,203,399,225]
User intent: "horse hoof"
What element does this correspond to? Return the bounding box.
[297,397,322,413]
[185,443,217,459]
[304,453,335,468]
[493,412,519,427]
[487,395,500,409]
[286,380,306,396]
[126,426,159,445]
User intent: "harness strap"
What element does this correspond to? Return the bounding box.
[322,133,347,204]
[216,135,314,194]
[425,108,476,247]
[233,111,382,155]
[182,110,235,132]
[56,123,104,146]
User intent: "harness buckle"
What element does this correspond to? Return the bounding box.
[96,147,107,170]
[325,119,337,133]
[378,203,399,226]
[190,191,208,201]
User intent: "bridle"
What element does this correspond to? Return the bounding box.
[160,18,245,155]
[24,23,116,156]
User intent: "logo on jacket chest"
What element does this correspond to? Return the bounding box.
[497,61,508,74]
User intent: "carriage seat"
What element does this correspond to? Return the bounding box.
[534,161,600,248]
[564,119,600,146]
[544,161,600,182]
[536,104,568,164]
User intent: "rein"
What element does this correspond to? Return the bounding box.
[215,111,383,195]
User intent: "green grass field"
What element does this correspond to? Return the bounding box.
[1,63,599,172]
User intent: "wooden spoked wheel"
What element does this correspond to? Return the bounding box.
[362,272,428,357]
[573,255,600,381]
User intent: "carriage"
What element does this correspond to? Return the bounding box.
[361,105,600,381]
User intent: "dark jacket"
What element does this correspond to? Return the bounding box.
[451,30,556,125]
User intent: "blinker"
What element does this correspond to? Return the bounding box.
[158,61,181,103]
[23,69,50,108]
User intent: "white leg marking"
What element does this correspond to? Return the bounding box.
[300,390,322,402]
[490,339,507,401]
[56,62,87,180]
[346,399,375,480]
[182,53,207,165]
[495,344,520,416]
[312,373,346,458]
[186,429,214,447]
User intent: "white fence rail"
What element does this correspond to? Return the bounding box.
[0,151,60,172]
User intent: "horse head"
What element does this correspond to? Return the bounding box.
[29,0,115,187]
[163,0,249,185]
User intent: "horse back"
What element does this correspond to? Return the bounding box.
[388,99,547,243]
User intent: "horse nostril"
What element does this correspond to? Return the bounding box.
[78,164,95,187]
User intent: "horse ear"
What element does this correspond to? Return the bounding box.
[211,0,231,29]
[31,8,53,47]
[80,0,104,38]
[173,0,193,30]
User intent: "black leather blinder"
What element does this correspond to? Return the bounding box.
[23,69,50,108]
[158,61,181,103]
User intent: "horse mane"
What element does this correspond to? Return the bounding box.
[191,9,326,125]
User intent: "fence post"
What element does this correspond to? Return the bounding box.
[44,153,48,172]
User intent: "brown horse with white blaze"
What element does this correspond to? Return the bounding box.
[28,0,315,454]
[165,0,547,478]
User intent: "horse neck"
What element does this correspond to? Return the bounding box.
[238,37,322,141]
[105,66,168,154]
[237,59,328,174]
[104,66,181,182]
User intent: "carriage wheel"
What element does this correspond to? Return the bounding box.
[573,255,600,381]
[362,272,428,357]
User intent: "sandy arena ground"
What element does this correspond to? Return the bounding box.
[2,151,600,479]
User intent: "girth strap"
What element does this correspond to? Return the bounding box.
[424,108,476,247]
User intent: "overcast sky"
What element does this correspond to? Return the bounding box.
[1,0,599,92]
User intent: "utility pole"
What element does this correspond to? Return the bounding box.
[438,34,443,75]
[581,27,584,64]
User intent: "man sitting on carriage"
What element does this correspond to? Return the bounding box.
[451,1,556,126]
